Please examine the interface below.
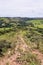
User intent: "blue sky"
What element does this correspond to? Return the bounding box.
[0,0,43,17]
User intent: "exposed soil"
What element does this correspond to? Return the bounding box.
[0,35,43,65]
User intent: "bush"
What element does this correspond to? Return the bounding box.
[0,40,11,56]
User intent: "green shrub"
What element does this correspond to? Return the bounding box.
[0,40,11,56]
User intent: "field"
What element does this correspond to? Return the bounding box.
[0,17,43,65]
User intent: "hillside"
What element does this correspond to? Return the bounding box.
[0,17,43,65]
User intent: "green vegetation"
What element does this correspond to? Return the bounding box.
[0,17,43,65]
[16,51,40,65]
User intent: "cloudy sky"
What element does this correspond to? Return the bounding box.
[0,0,43,17]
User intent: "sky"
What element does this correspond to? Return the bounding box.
[0,0,43,17]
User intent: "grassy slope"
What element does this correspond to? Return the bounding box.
[0,18,43,65]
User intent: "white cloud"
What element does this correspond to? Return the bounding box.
[0,0,43,17]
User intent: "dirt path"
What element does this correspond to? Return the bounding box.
[0,51,21,65]
[0,35,28,65]
[0,35,43,65]
[19,36,43,65]
[17,35,31,51]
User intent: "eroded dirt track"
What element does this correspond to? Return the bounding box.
[0,52,21,65]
